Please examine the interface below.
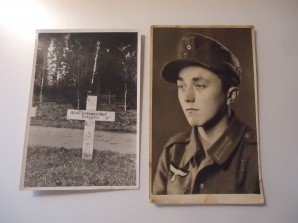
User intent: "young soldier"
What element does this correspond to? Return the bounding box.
[153,33,260,194]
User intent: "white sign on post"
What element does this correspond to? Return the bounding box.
[30,107,37,117]
[67,95,115,160]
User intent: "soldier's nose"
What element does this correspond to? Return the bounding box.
[184,87,195,102]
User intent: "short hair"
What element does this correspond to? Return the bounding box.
[215,71,240,93]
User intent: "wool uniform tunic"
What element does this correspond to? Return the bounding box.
[153,114,261,195]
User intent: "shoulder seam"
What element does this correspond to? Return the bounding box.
[165,131,190,148]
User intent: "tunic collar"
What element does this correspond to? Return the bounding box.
[181,113,246,167]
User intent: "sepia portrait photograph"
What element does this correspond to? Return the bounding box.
[150,26,264,204]
[20,30,140,190]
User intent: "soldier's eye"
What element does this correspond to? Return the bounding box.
[177,81,186,88]
[195,84,206,89]
[177,85,185,90]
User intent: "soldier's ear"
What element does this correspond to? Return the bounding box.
[226,87,239,105]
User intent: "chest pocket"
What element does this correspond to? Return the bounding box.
[167,164,191,194]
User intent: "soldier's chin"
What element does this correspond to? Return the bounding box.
[186,117,203,127]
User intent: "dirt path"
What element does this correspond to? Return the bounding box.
[28,126,137,154]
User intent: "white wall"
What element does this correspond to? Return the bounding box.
[1,0,297,222]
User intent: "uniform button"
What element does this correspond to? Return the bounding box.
[200,183,205,190]
[187,44,192,50]
[245,132,251,139]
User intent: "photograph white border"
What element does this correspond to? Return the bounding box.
[20,29,141,191]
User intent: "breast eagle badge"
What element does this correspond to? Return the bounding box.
[170,164,189,182]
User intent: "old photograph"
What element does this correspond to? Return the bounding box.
[150,26,264,204]
[20,30,140,190]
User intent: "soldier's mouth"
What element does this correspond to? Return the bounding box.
[185,109,199,115]
[186,108,199,111]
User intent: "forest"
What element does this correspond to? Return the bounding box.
[33,32,138,111]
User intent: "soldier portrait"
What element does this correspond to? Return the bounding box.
[150,26,264,204]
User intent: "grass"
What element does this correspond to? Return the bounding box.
[24,146,136,188]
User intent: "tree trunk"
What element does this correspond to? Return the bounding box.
[77,60,80,109]
[124,82,127,111]
[84,61,88,77]
[91,41,100,86]
[39,56,46,104]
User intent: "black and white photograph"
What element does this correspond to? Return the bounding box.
[20,30,140,190]
[150,26,264,204]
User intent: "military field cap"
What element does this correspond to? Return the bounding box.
[161,33,242,86]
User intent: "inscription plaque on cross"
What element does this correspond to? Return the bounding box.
[67,95,115,160]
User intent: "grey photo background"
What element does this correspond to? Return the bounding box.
[1,0,298,223]
[152,27,257,179]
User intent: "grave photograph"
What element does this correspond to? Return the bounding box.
[20,30,140,190]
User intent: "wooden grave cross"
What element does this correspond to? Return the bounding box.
[67,95,115,160]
